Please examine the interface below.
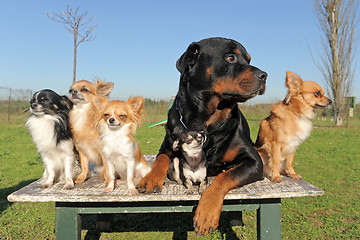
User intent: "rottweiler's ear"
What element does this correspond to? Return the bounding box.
[176,43,200,74]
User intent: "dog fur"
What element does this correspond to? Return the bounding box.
[98,98,151,194]
[137,37,267,235]
[255,72,332,182]
[69,79,114,185]
[25,89,75,189]
[170,131,207,193]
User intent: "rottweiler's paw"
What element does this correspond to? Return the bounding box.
[137,175,164,193]
[193,188,222,235]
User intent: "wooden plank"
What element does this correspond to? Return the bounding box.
[7,155,324,203]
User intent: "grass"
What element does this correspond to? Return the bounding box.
[0,102,359,239]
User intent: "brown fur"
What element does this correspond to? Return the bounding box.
[69,79,114,185]
[255,72,331,182]
[97,97,151,193]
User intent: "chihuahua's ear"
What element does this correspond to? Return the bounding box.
[93,96,109,111]
[284,72,303,105]
[172,139,180,151]
[61,96,73,111]
[95,80,114,96]
[128,96,144,113]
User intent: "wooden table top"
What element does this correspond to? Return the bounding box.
[8,155,324,203]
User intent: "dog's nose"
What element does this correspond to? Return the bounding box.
[256,70,267,83]
[31,103,38,109]
[109,117,115,123]
[328,99,332,105]
[69,90,78,94]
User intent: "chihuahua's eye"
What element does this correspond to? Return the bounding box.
[81,88,89,93]
[225,54,237,63]
[41,99,49,104]
[104,113,110,118]
[119,114,127,119]
[314,91,321,97]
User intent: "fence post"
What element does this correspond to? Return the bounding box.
[8,88,11,123]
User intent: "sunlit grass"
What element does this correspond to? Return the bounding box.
[1,101,359,239]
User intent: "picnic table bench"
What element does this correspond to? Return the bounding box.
[8,155,324,240]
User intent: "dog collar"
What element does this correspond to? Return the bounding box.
[175,98,227,135]
[175,98,188,129]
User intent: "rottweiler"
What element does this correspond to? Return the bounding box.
[137,37,267,235]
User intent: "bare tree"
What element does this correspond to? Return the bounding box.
[48,6,97,83]
[313,0,358,126]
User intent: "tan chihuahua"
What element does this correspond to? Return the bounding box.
[97,97,151,194]
[255,72,331,182]
[69,79,114,184]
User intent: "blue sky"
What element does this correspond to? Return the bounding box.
[1,0,359,103]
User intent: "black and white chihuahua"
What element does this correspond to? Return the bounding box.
[171,131,207,193]
[25,89,75,189]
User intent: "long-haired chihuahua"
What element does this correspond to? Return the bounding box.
[69,79,114,185]
[25,89,75,189]
[255,72,332,182]
[97,97,151,194]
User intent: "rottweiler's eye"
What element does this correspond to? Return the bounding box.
[314,91,321,97]
[226,55,237,63]
[81,88,89,93]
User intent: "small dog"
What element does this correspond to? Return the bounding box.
[255,72,332,182]
[97,97,151,194]
[171,131,207,193]
[69,79,114,184]
[25,89,75,189]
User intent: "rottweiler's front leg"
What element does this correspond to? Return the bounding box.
[137,154,170,193]
[193,158,263,235]
[193,172,233,235]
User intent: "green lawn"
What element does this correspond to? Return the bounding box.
[0,102,359,239]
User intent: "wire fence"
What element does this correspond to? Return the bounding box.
[0,86,358,127]
[0,87,34,124]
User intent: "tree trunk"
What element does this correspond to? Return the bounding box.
[73,35,77,84]
[335,114,343,127]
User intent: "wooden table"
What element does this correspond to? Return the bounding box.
[7,155,324,240]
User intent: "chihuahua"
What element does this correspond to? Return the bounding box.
[171,131,207,193]
[255,72,332,182]
[25,89,75,189]
[97,97,151,194]
[69,79,114,184]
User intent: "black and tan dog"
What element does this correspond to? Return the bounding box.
[137,37,267,235]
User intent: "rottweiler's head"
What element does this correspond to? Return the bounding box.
[176,37,267,102]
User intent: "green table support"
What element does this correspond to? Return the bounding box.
[55,199,282,240]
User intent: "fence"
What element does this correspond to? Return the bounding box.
[0,87,33,124]
[0,87,358,127]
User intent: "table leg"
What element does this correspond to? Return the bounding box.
[55,204,81,240]
[257,199,281,240]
